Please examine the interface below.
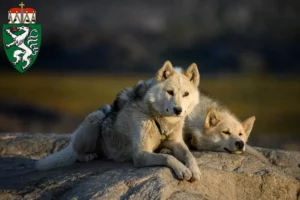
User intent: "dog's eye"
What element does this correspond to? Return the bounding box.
[167,90,174,96]
[222,131,230,135]
[183,92,189,97]
[239,133,243,136]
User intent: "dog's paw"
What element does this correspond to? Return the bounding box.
[159,148,173,155]
[173,163,192,180]
[77,153,98,162]
[187,162,201,181]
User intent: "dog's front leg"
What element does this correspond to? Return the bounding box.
[245,144,270,164]
[131,121,192,180]
[133,151,192,180]
[163,139,201,181]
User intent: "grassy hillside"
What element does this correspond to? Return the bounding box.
[0,73,299,134]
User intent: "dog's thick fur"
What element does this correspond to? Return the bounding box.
[101,75,269,164]
[184,93,269,163]
[36,61,201,181]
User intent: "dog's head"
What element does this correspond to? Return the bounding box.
[199,107,255,154]
[146,61,200,117]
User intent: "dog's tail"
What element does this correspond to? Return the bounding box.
[245,144,270,164]
[36,141,77,170]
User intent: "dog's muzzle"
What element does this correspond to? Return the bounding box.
[173,107,182,115]
[235,141,244,150]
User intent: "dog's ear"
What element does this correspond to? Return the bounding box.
[184,63,200,87]
[242,116,256,137]
[156,61,174,82]
[204,107,220,129]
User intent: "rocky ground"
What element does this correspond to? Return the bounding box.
[0,133,299,200]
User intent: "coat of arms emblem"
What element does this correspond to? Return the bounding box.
[2,2,41,73]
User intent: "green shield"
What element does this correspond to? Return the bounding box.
[2,24,42,73]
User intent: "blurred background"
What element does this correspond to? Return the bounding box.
[0,0,299,150]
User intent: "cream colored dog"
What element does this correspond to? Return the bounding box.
[36,61,201,181]
[184,92,268,163]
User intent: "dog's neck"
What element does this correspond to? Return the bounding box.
[144,101,183,136]
[154,116,183,137]
[187,131,220,151]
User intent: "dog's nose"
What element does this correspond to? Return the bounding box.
[173,107,182,115]
[235,141,244,150]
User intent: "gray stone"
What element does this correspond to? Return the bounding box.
[0,133,299,200]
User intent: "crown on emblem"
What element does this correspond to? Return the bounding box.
[8,2,36,24]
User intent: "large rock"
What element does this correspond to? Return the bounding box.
[0,133,299,200]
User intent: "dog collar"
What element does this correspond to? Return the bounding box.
[154,119,163,135]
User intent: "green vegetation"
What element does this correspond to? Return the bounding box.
[0,73,299,134]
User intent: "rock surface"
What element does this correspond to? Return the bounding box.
[0,133,299,200]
